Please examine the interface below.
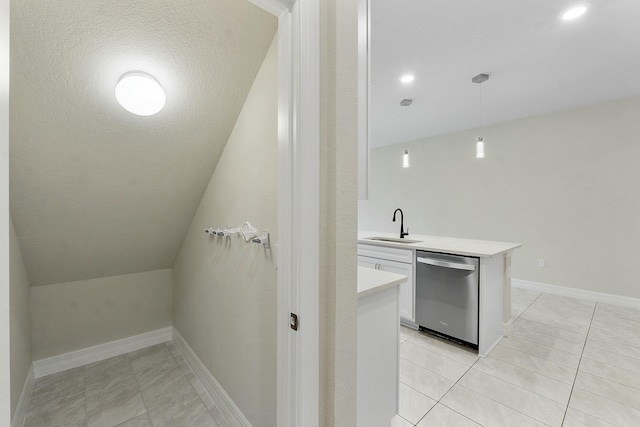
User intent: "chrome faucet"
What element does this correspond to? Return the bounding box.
[392,208,409,239]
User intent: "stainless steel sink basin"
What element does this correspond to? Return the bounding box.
[364,237,422,244]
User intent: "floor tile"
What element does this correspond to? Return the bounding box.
[562,408,616,427]
[391,414,413,427]
[28,366,85,409]
[398,383,436,424]
[595,303,640,322]
[473,356,571,404]
[488,343,577,384]
[574,371,640,410]
[440,384,547,427]
[86,377,146,427]
[535,294,596,313]
[591,312,640,330]
[416,403,480,426]
[511,287,541,300]
[582,345,640,374]
[499,335,581,368]
[578,357,640,391]
[114,414,152,427]
[399,358,454,401]
[520,311,590,335]
[513,317,586,344]
[24,389,87,427]
[526,300,594,321]
[129,344,179,390]
[400,325,419,342]
[401,341,470,381]
[457,368,565,426]
[509,322,584,355]
[85,354,132,394]
[585,335,640,360]
[408,331,478,366]
[146,391,217,427]
[138,365,199,412]
[587,325,640,348]
[569,387,640,426]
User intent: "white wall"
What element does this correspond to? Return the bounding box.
[30,269,173,360]
[9,219,31,418]
[359,96,640,299]
[172,36,278,427]
[1,0,11,422]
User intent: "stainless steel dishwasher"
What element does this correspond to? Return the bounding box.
[415,251,480,348]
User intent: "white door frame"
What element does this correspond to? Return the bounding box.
[248,1,320,426]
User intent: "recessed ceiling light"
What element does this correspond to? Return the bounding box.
[115,71,166,116]
[400,75,415,84]
[562,6,587,21]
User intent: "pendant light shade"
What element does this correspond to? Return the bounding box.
[476,136,485,158]
[402,149,410,168]
[472,73,489,159]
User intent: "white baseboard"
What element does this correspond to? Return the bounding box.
[172,328,252,427]
[513,278,640,309]
[11,365,34,427]
[33,327,173,378]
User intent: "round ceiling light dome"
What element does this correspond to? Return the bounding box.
[115,71,166,116]
[562,5,587,21]
[400,74,415,83]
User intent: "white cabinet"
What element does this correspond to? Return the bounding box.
[357,244,415,322]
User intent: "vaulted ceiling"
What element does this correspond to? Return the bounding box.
[370,0,640,147]
[10,0,277,286]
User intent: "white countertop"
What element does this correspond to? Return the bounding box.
[358,231,521,258]
[357,266,407,298]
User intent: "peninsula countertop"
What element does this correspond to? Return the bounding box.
[358,231,521,258]
[357,266,407,298]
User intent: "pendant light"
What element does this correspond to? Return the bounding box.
[402,149,410,168]
[472,73,489,158]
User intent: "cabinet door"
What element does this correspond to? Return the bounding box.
[357,255,414,322]
[378,259,414,322]
[357,255,379,270]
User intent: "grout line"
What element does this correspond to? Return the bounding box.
[126,348,151,425]
[559,296,597,426]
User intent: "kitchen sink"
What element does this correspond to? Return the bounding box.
[364,237,422,244]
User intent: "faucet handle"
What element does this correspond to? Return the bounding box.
[406,227,409,235]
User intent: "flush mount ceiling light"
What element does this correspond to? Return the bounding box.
[400,74,415,84]
[115,71,166,116]
[562,5,587,21]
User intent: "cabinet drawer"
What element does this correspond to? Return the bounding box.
[357,243,413,264]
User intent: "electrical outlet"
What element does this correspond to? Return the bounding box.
[538,258,546,268]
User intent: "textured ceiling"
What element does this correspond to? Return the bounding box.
[10,0,276,286]
[370,0,640,147]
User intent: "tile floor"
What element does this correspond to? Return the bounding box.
[393,288,640,426]
[24,342,228,427]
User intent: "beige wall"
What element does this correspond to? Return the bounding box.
[9,219,31,418]
[30,269,173,360]
[172,36,278,426]
[319,0,358,425]
[360,96,640,299]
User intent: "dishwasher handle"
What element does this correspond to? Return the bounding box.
[417,257,477,271]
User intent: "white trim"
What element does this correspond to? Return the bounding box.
[11,365,34,427]
[295,1,320,426]
[33,327,172,378]
[172,328,251,427]
[249,0,321,425]
[513,278,640,309]
[357,0,370,200]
